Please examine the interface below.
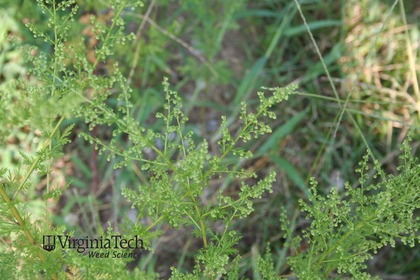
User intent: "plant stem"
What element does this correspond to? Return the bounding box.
[0,184,58,280]
[12,115,65,200]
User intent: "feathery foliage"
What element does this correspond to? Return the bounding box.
[0,0,418,279]
[283,138,419,279]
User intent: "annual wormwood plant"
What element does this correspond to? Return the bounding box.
[1,0,295,278]
[0,0,418,279]
[77,69,297,278]
[282,139,419,279]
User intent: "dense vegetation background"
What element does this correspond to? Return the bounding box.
[0,0,418,278]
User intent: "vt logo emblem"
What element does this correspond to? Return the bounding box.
[42,235,56,252]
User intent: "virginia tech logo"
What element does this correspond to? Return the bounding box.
[41,235,144,259]
[42,235,56,252]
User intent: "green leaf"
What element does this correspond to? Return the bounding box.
[284,20,341,37]
[257,108,308,155]
[303,42,344,83]
[234,57,267,106]
[270,155,308,197]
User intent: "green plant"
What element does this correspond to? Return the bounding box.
[0,0,418,279]
[282,138,419,279]
[82,76,296,278]
[0,0,149,278]
[1,0,297,278]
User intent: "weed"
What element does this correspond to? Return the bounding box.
[0,0,418,279]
